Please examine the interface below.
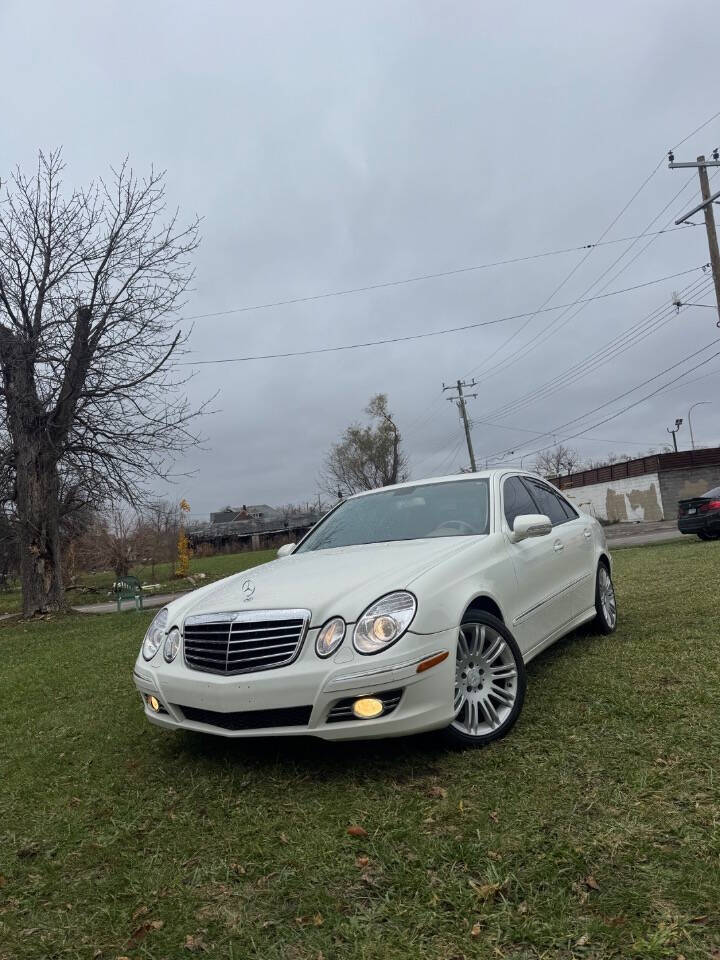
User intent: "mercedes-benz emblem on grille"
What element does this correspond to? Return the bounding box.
[241,578,255,601]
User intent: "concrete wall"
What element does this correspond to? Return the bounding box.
[658,465,720,519]
[563,473,664,523]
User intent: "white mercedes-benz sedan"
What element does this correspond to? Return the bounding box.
[133,470,616,747]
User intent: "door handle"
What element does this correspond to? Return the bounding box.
[553,539,564,552]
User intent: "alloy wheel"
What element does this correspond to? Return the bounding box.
[451,621,519,738]
[599,566,617,629]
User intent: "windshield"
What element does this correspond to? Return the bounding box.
[296,479,490,552]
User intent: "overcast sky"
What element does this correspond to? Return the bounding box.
[2,0,719,517]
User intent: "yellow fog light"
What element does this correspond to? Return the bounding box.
[147,695,161,713]
[352,697,384,720]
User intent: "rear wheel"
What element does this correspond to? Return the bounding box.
[442,612,526,748]
[594,562,617,634]
[698,530,719,541]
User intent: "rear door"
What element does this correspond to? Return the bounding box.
[523,477,594,621]
[501,475,568,654]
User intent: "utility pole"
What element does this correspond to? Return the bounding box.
[443,379,478,471]
[669,150,720,325]
[666,417,683,453]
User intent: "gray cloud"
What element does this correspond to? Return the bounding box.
[1,0,718,517]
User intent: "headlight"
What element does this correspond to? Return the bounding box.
[353,592,417,655]
[316,617,346,658]
[142,608,168,661]
[163,626,181,663]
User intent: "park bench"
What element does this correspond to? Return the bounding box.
[114,575,144,612]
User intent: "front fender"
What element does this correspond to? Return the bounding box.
[407,533,515,634]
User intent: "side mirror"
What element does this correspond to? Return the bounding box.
[510,514,552,543]
[276,543,296,558]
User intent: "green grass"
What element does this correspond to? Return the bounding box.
[0,549,277,615]
[1,538,719,959]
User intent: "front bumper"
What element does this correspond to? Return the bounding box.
[133,627,457,740]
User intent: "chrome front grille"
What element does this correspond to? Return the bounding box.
[183,609,310,676]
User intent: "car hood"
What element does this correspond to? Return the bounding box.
[174,537,483,626]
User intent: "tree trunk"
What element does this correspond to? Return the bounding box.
[15,443,66,616]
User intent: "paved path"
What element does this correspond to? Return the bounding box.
[604,520,684,549]
[72,592,188,614]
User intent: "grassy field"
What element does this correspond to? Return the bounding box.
[1,538,719,959]
[0,549,278,615]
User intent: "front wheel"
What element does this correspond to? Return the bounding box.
[442,612,526,748]
[594,562,617,634]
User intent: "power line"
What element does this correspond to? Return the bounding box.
[405,113,720,451]
[462,169,701,386]
[179,227,696,323]
[481,338,720,463]
[481,273,713,423]
[471,169,720,423]
[178,265,705,366]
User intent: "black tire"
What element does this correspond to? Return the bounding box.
[697,530,719,541]
[593,561,617,634]
[442,611,526,748]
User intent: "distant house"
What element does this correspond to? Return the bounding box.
[209,503,281,524]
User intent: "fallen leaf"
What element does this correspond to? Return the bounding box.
[184,934,207,952]
[128,920,163,947]
[584,875,600,892]
[132,905,149,921]
[471,922,482,937]
[688,915,708,924]
[575,934,589,946]
[427,785,447,799]
[355,855,370,869]
[517,902,528,914]
[489,810,499,824]
[0,875,6,888]
[229,862,246,875]
[279,833,289,844]
[296,914,324,927]
[488,850,502,862]
[347,825,368,838]
[469,879,504,900]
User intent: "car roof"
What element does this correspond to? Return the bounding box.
[347,468,545,500]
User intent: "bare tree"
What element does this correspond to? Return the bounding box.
[321,393,409,496]
[137,499,182,579]
[533,444,584,479]
[0,151,203,614]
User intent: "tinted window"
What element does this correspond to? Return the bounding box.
[296,479,490,552]
[702,486,720,498]
[503,476,540,530]
[524,479,572,526]
[556,493,579,519]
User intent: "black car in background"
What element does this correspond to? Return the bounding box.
[678,486,720,541]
